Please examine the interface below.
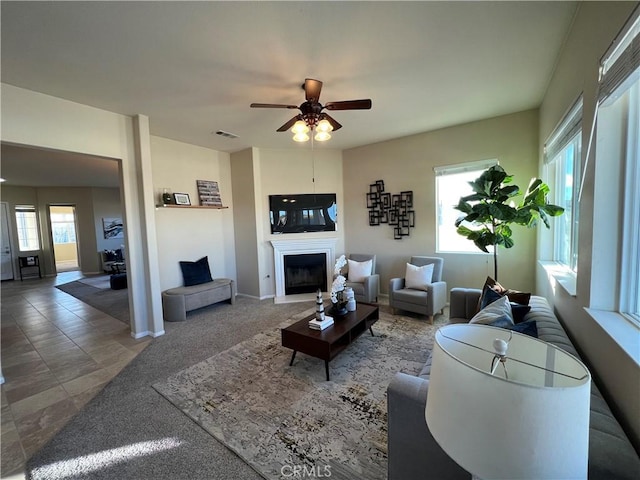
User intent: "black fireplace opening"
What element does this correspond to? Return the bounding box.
[284,253,327,295]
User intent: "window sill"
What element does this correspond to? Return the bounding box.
[538,260,577,296]
[584,308,640,367]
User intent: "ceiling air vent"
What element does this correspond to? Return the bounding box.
[215,130,239,139]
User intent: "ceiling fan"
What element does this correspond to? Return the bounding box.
[250,78,372,140]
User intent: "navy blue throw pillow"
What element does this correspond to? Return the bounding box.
[490,318,538,338]
[481,284,531,323]
[179,256,213,286]
[511,303,532,323]
[479,285,503,310]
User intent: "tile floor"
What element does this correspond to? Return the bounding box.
[1,271,151,478]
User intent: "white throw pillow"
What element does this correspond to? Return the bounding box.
[405,262,434,291]
[347,259,373,283]
[469,295,514,325]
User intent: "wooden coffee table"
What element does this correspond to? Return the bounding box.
[281,303,379,381]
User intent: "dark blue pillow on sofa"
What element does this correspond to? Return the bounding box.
[480,285,531,323]
[490,318,538,338]
[179,256,213,286]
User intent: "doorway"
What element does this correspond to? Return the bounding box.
[1,202,15,280]
[49,205,79,272]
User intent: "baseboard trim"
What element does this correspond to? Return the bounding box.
[130,329,165,339]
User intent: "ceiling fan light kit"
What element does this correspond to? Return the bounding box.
[251,78,372,143]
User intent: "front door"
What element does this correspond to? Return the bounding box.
[1,202,15,280]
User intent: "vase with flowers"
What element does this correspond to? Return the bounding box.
[330,254,348,316]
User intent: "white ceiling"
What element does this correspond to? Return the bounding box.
[1,1,579,186]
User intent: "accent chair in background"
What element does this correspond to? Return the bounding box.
[389,256,447,324]
[344,253,379,303]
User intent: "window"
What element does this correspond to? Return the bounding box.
[544,97,582,272]
[434,159,498,253]
[591,6,639,325]
[50,211,77,244]
[15,205,40,251]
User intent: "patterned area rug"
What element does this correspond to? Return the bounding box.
[152,307,439,480]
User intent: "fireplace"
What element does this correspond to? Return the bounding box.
[271,238,337,304]
[284,253,327,295]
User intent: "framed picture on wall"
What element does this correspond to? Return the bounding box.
[173,193,191,205]
[102,218,124,239]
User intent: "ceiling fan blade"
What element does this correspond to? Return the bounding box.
[322,113,342,131]
[324,99,372,110]
[250,103,298,109]
[276,115,302,132]
[304,78,323,102]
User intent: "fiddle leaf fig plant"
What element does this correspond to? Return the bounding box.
[454,165,564,281]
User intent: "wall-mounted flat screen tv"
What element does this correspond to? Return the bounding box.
[269,193,337,234]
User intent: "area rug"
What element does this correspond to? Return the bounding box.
[152,307,439,480]
[78,274,112,289]
[56,280,129,324]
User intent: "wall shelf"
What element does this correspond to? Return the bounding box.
[155,204,228,210]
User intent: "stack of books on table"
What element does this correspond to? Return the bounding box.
[309,316,334,331]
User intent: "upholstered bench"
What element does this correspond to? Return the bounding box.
[162,278,236,322]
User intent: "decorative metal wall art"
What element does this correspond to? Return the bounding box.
[366,180,415,239]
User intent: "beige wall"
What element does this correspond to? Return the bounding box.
[151,136,235,291]
[343,109,540,296]
[230,148,261,297]
[0,186,99,274]
[537,1,639,450]
[230,146,344,299]
[1,84,163,337]
[92,188,124,252]
[256,147,345,299]
[53,243,77,263]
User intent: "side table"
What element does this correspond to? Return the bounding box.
[18,255,42,281]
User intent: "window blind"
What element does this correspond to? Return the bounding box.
[544,96,583,164]
[599,5,640,104]
[433,158,497,176]
[15,205,36,212]
[581,5,639,200]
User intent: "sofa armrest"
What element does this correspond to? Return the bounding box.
[388,373,469,480]
[449,287,482,321]
[426,281,447,313]
[389,277,404,305]
[362,274,379,302]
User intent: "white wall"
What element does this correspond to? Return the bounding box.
[343,109,540,296]
[0,84,163,337]
[150,136,235,291]
[537,1,639,450]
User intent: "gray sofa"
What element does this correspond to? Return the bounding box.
[387,287,640,480]
[162,278,235,322]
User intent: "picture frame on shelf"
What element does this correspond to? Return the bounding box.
[173,193,191,205]
[196,179,223,207]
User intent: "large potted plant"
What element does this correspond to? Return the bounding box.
[454,165,564,281]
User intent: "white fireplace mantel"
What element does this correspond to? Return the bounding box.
[271,238,337,304]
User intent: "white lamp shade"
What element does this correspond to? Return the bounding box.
[426,324,591,480]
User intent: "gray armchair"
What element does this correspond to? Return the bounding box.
[389,256,447,324]
[344,253,379,303]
